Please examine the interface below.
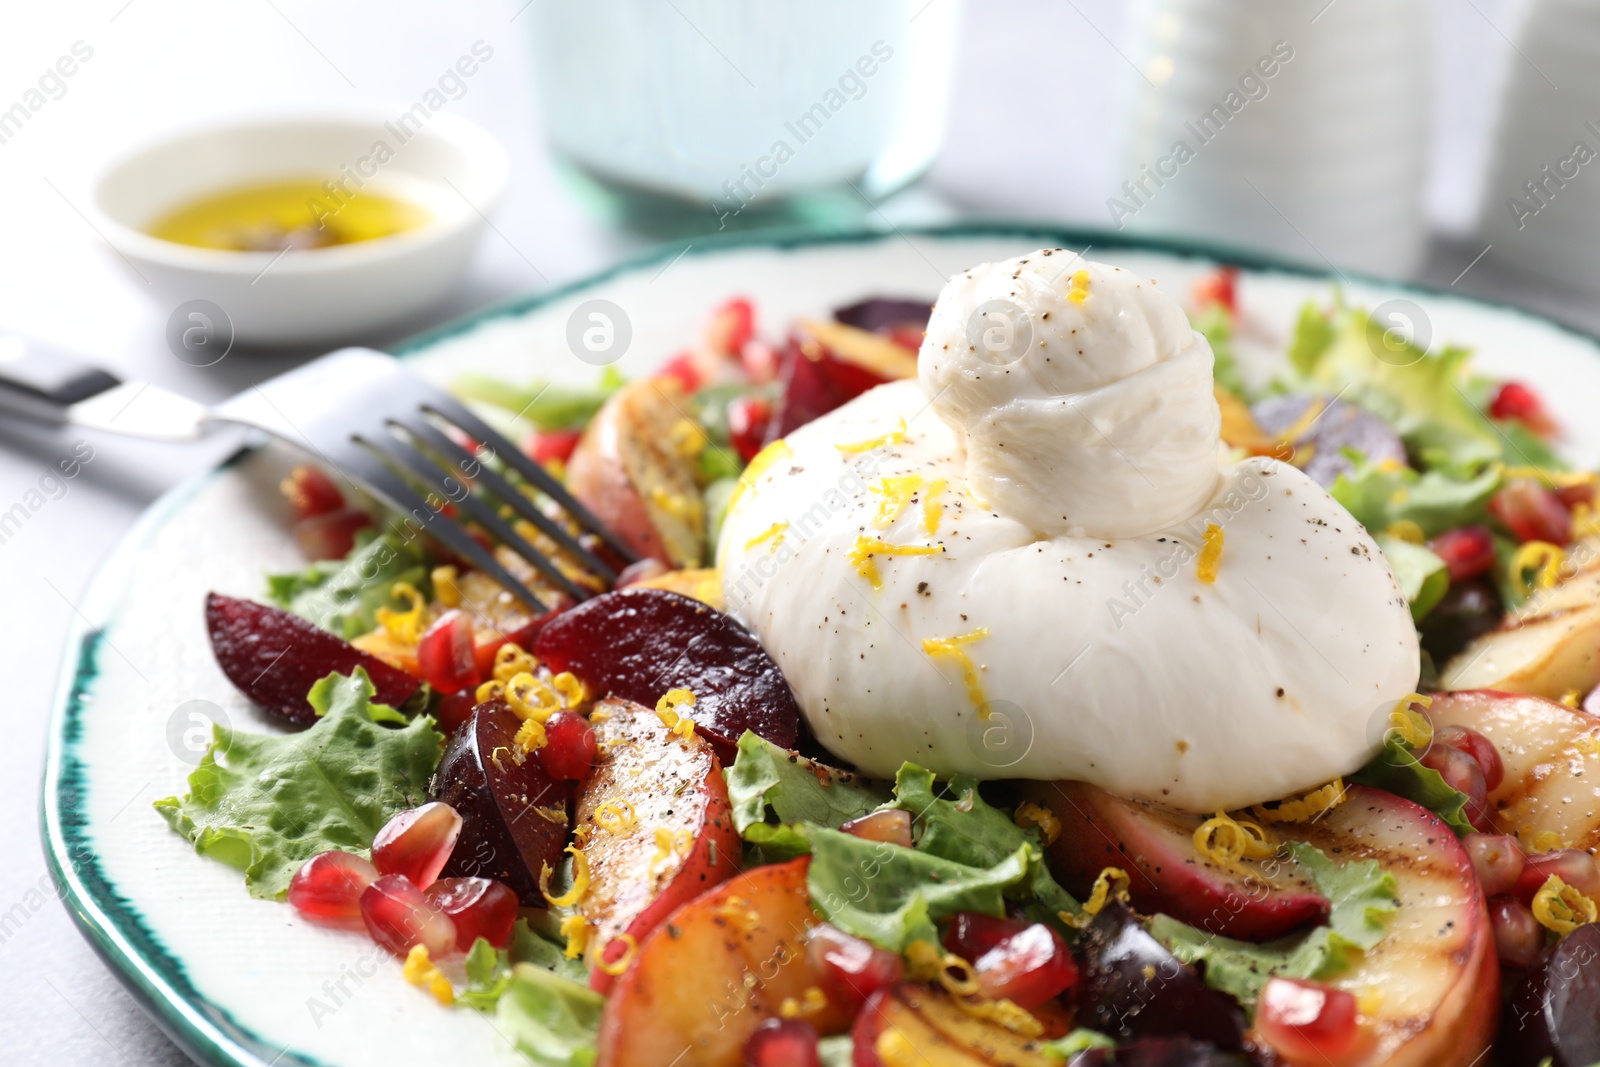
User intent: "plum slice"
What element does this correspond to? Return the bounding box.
[533,586,799,760]
[430,698,570,905]
[205,592,420,726]
[1027,781,1329,942]
[1502,923,1600,1067]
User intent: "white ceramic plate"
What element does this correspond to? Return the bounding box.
[42,224,1600,1067]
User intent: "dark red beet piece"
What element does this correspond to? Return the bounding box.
[205,593,421,726]
[533,587,799,761]
[430,698,571,905]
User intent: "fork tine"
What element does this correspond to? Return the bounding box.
[423,395,640,564]
[392,413,620,586]
[339,441,549,613]
[367,427,595,604]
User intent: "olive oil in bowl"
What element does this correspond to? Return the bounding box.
[146,179,429,252]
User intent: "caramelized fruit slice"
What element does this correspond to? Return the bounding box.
[205,593,420,725]
[1426,689,1600,852]
[851,983,1057,1067]
[1028,780,1329,942]
[576,698,741,992]
[430,698,570,905]
[596,857,851,1067]
[535,587,799,760]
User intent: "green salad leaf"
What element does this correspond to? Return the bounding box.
[726,731,889,859]
[1194,302,1246,397]
[453,368,623,432]
[492,963,603,1067]
[153,671,444,899]
[1350,735,1474,836]
[267,530,428,641]
[459,937,514,1011]
[1328,457,1501,539]
[891,766,1079,923]
[1044,1029,1118,1060]
[804,826,1030,953]
[513,916,591,984]
[703,476,739,558]
[1287,301,1504,470]
[1374,534,1449,620]
[1148,841,1399,1009]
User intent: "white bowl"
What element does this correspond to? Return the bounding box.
[92,109,510,345]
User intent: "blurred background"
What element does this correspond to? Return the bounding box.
[0,0,1583,1062]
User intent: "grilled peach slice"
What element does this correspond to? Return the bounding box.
[1426,689,1600,851]
[566,377,705,569]
[596,857,852,1067]
[1441,560,1600,698]
[852,984,1058,1066]
[575,698,740,992]
[1026,780,1330,942]
[1257,787,1496,1067]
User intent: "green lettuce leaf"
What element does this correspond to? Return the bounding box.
[1194,302,1246,397]
[891,765,1078,923]
[267,530,428,640]
[804,826,1030,952]
[703,476,739,558]
[1147,841,1399,1009]
[453,367,623,432]
[1287,301,1504,470]
[726,731,889,859]
[1044,1029,1118,1060]
[153,670,444,899]
[1349,735,1474,836]
[459,937,514,1011]
[1328,458,1501,539]
[512,916,591,984]
[492,963,603,1067]
[1374,535,1449,621]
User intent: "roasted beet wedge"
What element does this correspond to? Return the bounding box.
[205,593,421,726]
[533,587,799,760]
[430,698,571,905]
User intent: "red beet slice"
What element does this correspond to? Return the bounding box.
[430,698,570,905]
[205,593,421,726]
[533,587,799,761]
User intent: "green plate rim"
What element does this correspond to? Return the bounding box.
[40,219,1600,1067]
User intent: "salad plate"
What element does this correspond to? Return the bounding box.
[41,223,1600,1067]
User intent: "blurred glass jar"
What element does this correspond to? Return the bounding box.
[1118,0,1433,277]
[527,0,961,234]
[1478,0,1600,297]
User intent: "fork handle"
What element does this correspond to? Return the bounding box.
[0,334,122,423]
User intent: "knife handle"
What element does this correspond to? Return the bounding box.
[0,335,122,423]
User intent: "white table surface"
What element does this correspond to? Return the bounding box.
[0,1,1572,1063]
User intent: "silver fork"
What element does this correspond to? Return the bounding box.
[0,339,635,610]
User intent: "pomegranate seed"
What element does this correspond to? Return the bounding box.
[806,923,904,1010]
[372,802,463,889]
[1418,743,1491,831]
[1463,834,1525,897]
[972,923,1078,1008]
[1515,848,1600,903]
[435,689,478,738]
[1490,381,1558,437]
[740,340,781,384]
[425,877,519,951]
[1428,525,1497,583]
[1435,725,1505,792]
[743,1017,819,1067]
[1192,265,1239,315]
[1490,895,1545,969]
[727,396,773,463]
[1490,479,1572,546]
[708,297,756,357]
[536,711,597,781]
[280,464,345,519]
[944,911,1030,961]
[417,610,480,695]
[523,427,583,466]
[288,851,378,930]
[1254,977,1364,1064]
[840,809,912,848]
[658,352,702,392]
[360,873,457,957]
